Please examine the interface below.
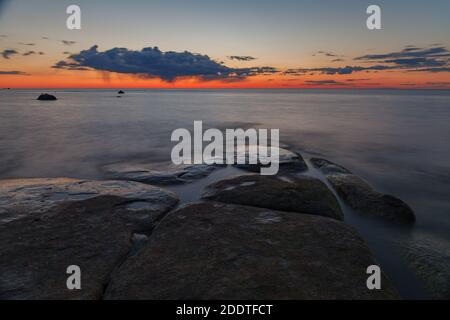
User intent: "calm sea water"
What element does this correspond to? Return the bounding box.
[1,88,450,298]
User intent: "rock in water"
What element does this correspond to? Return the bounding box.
[118,90,125,94]
[0,178,179,299]
[233,145,308,173]
[202,174,343,220]
[102,162,220,185]
[104,202,398,299]
[402,232,450,299]
[0,178,179,230]
[37,93,57,101]
[310,158,415,224]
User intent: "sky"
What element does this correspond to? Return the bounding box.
[0,0,449,88]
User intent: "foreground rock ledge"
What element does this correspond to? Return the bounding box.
[202,174,343,220]
[233,146,308,173]
[311,158,415,224]
[0,178,179,229]
[105,202,398,300]
[0,178,179,299]
[102,162,220,185]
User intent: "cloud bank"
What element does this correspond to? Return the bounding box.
[52,44,450,84]
[287,45,450,76]
[53,46,277,81]
[355,46,450,72]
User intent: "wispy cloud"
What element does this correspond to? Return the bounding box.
[1,49,18,59]
[411,67,450,73]
[284,65,394,76]
[426,81,450,86]
[313,51,342,58]
[305,80,348,86]
[61,40,77,46]
[285,45,450,76]
[0,70,29,75]
[228,55,256,61]
[23,50,36,56]
[354,45,450,72]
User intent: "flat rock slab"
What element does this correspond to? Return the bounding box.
[310,158,415,224]
[234,146,308,173]
[402,233,450,299]
[102,162,220,185]
[0,178,179,230]
[104,202,398,299]
[0,178,180,300]
[0,196,135,299]
[202,174,343,220]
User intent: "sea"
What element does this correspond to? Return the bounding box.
[1,88,449,299]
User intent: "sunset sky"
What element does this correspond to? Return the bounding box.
[1,0,450,88]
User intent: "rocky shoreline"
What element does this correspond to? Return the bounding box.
[0,148,417,299]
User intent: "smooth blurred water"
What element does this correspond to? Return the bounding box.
[1,88,450,298]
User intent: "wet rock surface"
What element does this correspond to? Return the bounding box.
[311,158,415,224]
[402,233,450,299]
[0,178,179,229]
[233,146,308,173]
[104,202,398,300]
[0,178,180,299]
[102,162,220,185]
[0,150,421,299]
[0,196,132,299]
[202,174,343,220]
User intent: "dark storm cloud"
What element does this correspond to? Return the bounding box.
[0,70,29,75]
[228,55,256,61]
[1,49,18,59]
[61,40,77,46]
[53,45,277,81]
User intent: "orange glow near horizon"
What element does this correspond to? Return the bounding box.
[1,69,450,89]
